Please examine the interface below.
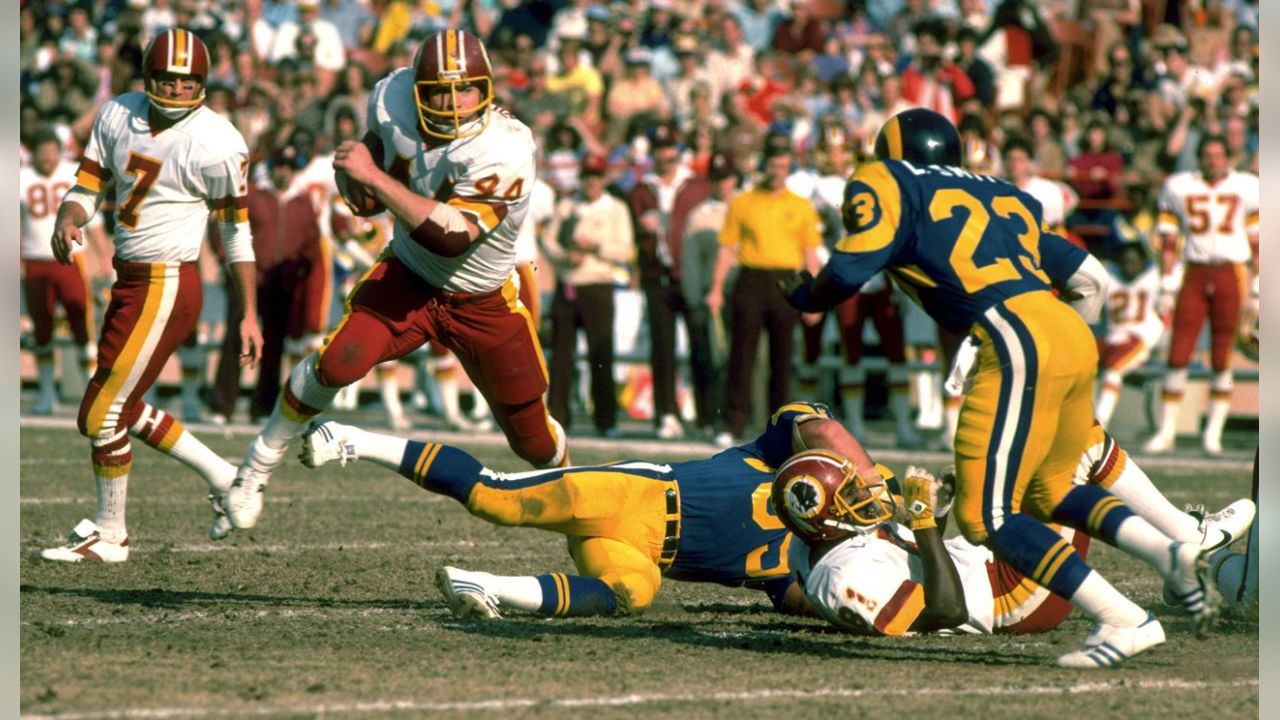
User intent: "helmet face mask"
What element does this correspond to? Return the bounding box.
[143,29,209,119]
[772,450,897,543]
[413,29,495,141]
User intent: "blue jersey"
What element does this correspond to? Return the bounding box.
[826,160,1089,334]
[663,401,834,600]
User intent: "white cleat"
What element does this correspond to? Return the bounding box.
[40,519,129,563]
[299,420,359,469]
[1201,438,1224,457]
[225,468,268,530]
[1056,612,1165,669]
[1196,499,1256,553]
[1143,433,1174,454]
[656,413,685,440]
[436,566,502,620]
[208,493,233,541]
[1165,541,1222,635]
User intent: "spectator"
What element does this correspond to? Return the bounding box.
[605,48,670,147]
[628,123,699,439]
[546,38,605,131]
[318,0,375,51]
[542,154,635,437]
[736,0,785,52]
[706,14,756,103]
[706,138,821,446]
[1065,117,1127,254]
[900,20,975,124]
[58,4,98,64]
[955,25,996,109]
[771,3,825,58]
[666,32,715,130]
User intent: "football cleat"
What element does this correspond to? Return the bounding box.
[436,566,502,620]
[1165,542,1221,635]
[225,468,268,529]
[656,413,685,440]
[207,493,233,541]
[299,420,359,469]
[40,519,129,563]
[1202,437,1224,457]
[1142,433,1174,454]
[1194,499,1256,553]
[1056,612,1165,669]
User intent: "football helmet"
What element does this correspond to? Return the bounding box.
[874,108,961,167]
[142,28,209,119]
[771,449,897,543]
[412,28,495,141]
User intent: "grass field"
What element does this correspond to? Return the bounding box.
[19,420,1258,719]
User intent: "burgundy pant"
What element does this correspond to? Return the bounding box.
[23,256,92,350]
[1167,262,1246,372]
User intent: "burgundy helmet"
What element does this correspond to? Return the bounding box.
[772,450,896,543]
[412,28,495,140]
[142,28,210,115]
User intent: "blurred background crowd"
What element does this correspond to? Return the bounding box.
[18,0,1261,449]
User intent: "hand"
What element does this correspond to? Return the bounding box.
[706,288,724,317]
[333,140,380,186]
[51,219,84,265]
[776,270,813,307]
[902,465,937,531]
[801,312,823,327]
[239,314,264,368]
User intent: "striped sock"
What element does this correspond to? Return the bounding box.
[398,440,484,502]
[988,514,1092,600]
[536,573,618,617]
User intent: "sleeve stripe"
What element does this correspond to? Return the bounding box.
[217,207,250,223]
[77,157,112,183]
[874,580,925,635]
[75,171,103,194]
[448,196,508,229]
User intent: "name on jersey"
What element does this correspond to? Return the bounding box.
[899,161,1008,185]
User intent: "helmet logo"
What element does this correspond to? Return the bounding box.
[784,477,825,520]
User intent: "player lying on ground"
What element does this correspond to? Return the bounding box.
[778,423,1254,668]
[299,401,887,617]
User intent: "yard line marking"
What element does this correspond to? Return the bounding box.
[21,678,1260,719]
[21,415,1256,472]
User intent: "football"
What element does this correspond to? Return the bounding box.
[336,169,385,217]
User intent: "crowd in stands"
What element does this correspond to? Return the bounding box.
[20,0,1260,444]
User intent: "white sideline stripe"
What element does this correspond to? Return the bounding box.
[21,678,1260,719]
[25,539,505,556]
[20,415,1255,471]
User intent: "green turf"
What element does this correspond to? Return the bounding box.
[20,425,1258,719]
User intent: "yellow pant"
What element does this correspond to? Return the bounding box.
[466,466,677,614]
[953,292,1098,544]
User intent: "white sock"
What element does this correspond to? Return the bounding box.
[170,432,237,493]
[1155,368,1188,440]
[261,354,341,451]
[1113,515,1182,581]
[1095,370,1122,427]
[943,396,962,449]
[347,425,409,468]
[437,369,462,420]
[1105,460,1201,542]
[1203,398,1230,447]
[914,370,942,429]
[1069,570,1149,627]
[490,574,545,612]
[94,474,129,539]
[378,364,405,421]
[36,357,57,398]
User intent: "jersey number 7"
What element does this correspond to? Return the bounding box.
[118,152,163,229]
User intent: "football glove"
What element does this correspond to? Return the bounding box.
[902,465,938,531]
[777,270,814,310]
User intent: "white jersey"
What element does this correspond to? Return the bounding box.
[1156,169,1259,264]
[1104,265,1165,348]
[21,160,80,260]
[291,151,341,243]
[368,68,537,293]
[1018,175,1078,230]
[515,177,556,266]
[790,524,999,635]
[75,92,250,262]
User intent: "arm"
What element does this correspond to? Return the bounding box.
[205,151,262,367]
[900,467,968,633]
[333,139,481,257]
[706,243,737,318]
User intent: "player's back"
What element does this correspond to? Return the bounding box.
[850,160,1060,333]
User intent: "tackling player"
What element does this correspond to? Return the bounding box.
[297,402,875,618]
[41,29,263,562]
[228,28,563,530]
[21,128,104,415]
[780,108,1217,665]
[1145,134,1259,456]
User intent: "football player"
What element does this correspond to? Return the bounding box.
[228,29,563,530]
[1094,242,1166,428]
[782,424,1254,652]
[42,29,263,562]
[296,401,877,618]
[780,108,1218,666]
[21,128,104,415]
[1145,134,1259,456]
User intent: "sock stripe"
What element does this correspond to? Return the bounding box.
[413,443,434,479]
[1086,497,1125,536]
[554,572,569,616]
[416,443,443,482]
[1032,539,1071,585]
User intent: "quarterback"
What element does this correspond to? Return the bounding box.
[228,29,563,530]
[781,108,1218,665]
[297,402,879,618]
[42,28,263,562]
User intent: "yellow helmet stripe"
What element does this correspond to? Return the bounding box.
[445,29,458,73]
[883,115,903,160]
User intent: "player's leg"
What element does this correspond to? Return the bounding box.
[645,284,682,438]
[580,284,618,434]
[23,262,60,414]
[546,283,579,429]
[375,360,410,431]
[67,253,96,383]
[1147,269,1209,452]
[1210,449,1259,616]
[1094,334,1147,428]
[1200,264,1246,455]
[720,272,765,441]
[762,279,800,419]
[937,326,965,450]
[44,262,201,560]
